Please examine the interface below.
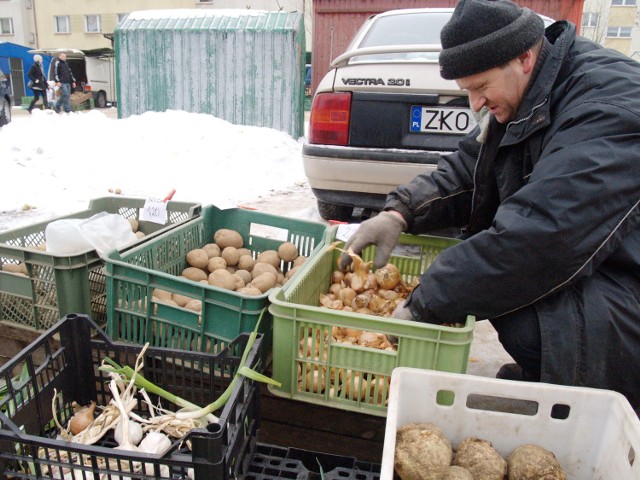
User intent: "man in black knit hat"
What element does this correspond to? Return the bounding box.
[340,0,640,410]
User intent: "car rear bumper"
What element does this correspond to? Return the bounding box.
[302,143,441,195]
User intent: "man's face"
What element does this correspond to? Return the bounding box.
[455,56,531,124]
[59,53,67,61]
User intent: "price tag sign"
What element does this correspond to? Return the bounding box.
[336,224,361,242]
[140,197,167,225]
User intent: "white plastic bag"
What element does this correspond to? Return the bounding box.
[46,212,138,256]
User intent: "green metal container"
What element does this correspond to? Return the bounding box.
[114,9,306,138]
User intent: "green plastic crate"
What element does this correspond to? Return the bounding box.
[0,196,201,330]
[104,204,328,356]
[268,226,476,416]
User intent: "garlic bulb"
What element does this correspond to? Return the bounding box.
[114,419,143,446]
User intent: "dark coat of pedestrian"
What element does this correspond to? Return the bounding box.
[53,52,76,113]
[27,55,49,113]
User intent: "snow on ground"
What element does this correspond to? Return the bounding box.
[0,108,312,230]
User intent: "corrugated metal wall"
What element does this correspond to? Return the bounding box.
[115,10,306,138]
[311,0,584,96]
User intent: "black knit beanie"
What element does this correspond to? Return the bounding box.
[439,0,545,80]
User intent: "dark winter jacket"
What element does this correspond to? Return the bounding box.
[385,22,640,408]
[28,62,47,91]
[54,58,75,85]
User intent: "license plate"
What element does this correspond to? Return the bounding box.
[410,106,476,135]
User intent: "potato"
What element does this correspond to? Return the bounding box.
[236,247,252,257]
[507,444,567,480]
[135,231,146,239]
[395,423,452,480]
[181,267,208,282]
[237,254,256,271]
[251,262,278,279]
[278,242,298,262]
[236,286,263,296]
[214,228,243,249]
[207,256,227,272]
[249,272,277,293]
[208,269,236,290]
[235,269,253,285]
[186,248,209,269]
[293,255,307,267]
[285,265,301,279]
[2,263,28,275]
[231,273,246,290]
[453,437,507,480]
[202,243,221,258]
[172,293,192,307]
[128,218,139,233]
[256,250,280,268]
[221,247,241,267]
[185,299,202,312]
[152,288,173,301]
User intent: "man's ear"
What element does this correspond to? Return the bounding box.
[519,49,536,75]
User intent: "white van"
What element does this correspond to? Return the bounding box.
[30,48,116,108]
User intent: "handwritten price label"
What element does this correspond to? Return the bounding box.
[335,224,361,242]
[140,197,167,225]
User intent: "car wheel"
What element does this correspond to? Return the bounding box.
[95,91,107,108]
[317,200,353,222]
[0,97,11,126]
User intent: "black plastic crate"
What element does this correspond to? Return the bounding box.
[0,313,262,480]
[247,443,381,480]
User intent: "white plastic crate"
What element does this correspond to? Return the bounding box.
[382,368,640,480]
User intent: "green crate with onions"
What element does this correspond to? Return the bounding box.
[0,313,265,480]
[268,226,475,416]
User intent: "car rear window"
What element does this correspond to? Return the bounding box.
[360,12,451,47]
[351,12,452,63]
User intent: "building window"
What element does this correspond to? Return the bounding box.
[607,26,633,37]
[85,15,101,33]
[55,16,70,33]
[611,0,636,5]
[0,17,13,35]
[581,12,599,28]
[117,13,129,24]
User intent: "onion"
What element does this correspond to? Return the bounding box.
[374,264,401,290]
[68,401,96,435]
[338,287,357,306]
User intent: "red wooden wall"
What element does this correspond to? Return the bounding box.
[310,0,584,95]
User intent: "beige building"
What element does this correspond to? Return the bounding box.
[0,0,311,52]
[581,0,640,59]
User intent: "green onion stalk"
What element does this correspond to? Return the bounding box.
[99,308,280,423]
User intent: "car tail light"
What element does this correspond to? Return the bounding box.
[308,92,351,146]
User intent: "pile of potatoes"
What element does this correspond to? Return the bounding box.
[395,422,567,480]
[177,228,306,297]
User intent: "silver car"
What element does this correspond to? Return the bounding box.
[304,8,551,221]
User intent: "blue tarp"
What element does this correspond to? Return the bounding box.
[0,42,52,100]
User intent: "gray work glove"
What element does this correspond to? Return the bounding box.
[392,301,416,321]
[339,211,407,271]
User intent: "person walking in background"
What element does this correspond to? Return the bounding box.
[27,54,49,113]
[53,52,76,114]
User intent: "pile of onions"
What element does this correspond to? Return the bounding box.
[319,247,417,317]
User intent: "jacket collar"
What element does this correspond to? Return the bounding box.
[502,21,576,145]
